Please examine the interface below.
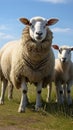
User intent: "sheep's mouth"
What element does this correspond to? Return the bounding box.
[36,35,42,39]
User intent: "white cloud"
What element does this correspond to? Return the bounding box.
[36,0,72,4]
[51,27,72,33]
[0,32,15,40]
[0,24,15,41]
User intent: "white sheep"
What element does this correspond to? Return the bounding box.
[52,44,73,105]
[0,16,59,112]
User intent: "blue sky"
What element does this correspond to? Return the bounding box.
[0,0,73,59]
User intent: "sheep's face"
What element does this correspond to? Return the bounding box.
[19,16,59,43]
[52,45,73,63]
[58,47,72,63]
[29,18,48,42]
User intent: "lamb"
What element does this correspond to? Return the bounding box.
[0,16,59,112]
[52,44,73,105]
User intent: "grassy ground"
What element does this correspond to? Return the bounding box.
[0,83,73,130]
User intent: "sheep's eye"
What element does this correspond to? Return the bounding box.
[68,50,70,54]
[31,24,34,28]
[59,49,62,54]
[46,23,48,26]
[30,23,34,28]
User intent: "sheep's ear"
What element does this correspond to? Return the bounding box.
[71,47,73,51]
[19,18,30,25]
[46,18,59,26]
[52,45,59,50]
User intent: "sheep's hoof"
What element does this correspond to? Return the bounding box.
[0,101,4,105]
[18,107,25,113]
[35,104,42,111]
[35,107,41,112]
[0,102,4,105]
[0,98,4,105]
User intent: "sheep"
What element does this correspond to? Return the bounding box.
[52,44,73,105]
[0,41,17,104]
[0,16,59,112]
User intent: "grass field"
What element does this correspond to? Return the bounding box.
[0,83,73,130]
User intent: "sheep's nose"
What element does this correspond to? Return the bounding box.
[62,58,66,62]
[36,32,43,36]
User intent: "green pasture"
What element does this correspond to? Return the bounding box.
[0,83,73,130]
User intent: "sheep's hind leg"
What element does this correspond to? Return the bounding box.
[67,82,72,105]
[8,82,14,100]
[0,79,8,104]
[18,80,28,113]
[56,82,64,104]
[63,83,67,102]
[35,81,42,111]
[46,82,52,102]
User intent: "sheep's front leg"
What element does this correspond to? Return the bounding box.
[18,80,28,113]
[56,82,64,104]
[63,83,67,102]
[67,81,72,105]
[0,79,8,104]
[35,82,42,111]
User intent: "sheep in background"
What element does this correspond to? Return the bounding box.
[52,44,73,105]
[0,16,59,112]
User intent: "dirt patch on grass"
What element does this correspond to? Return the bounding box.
[0,126,39,130]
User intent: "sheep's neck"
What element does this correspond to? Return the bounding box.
[61,61,71,72]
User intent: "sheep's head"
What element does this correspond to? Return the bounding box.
[19,16,59,42]
[52,44,73,63]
